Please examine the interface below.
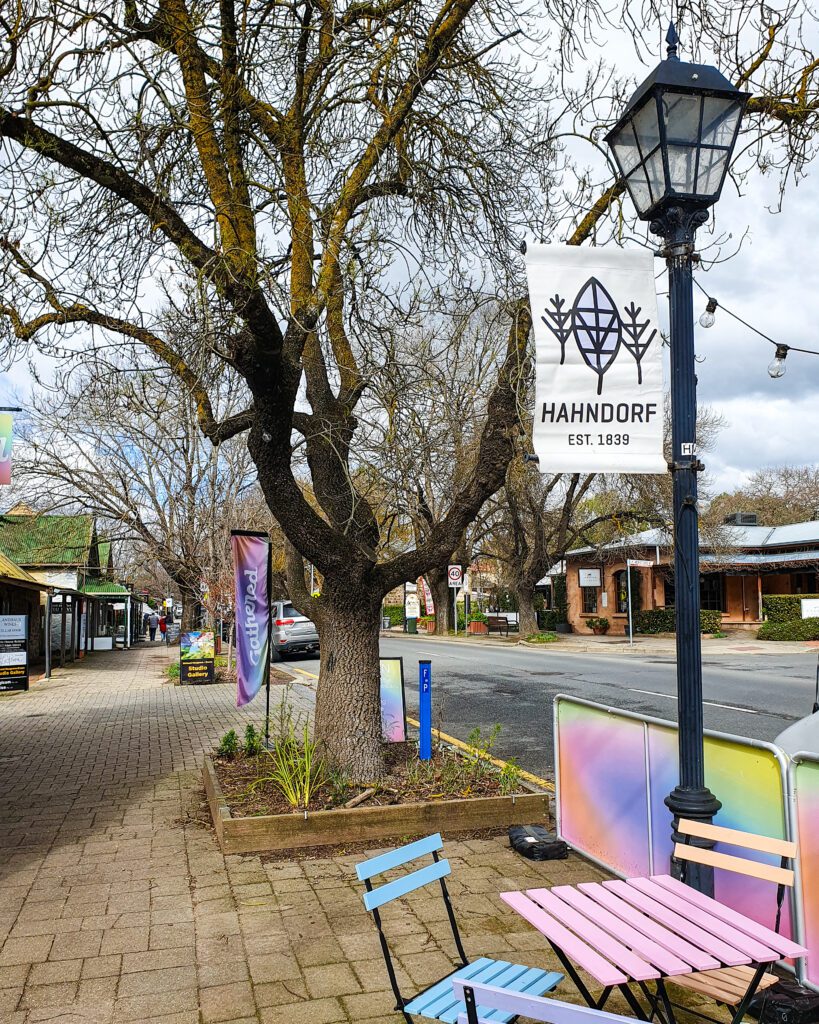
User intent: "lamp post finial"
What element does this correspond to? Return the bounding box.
[666,22,680,60]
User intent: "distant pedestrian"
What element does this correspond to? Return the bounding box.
[159,615,167,641]
[148,611,159,642]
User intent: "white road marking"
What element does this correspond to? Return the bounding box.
[628,687,758,714]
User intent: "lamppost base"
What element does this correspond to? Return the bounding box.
[665,785,722,895]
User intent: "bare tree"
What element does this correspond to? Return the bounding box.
[2,0,819,776]
[17,364,256,630]
[709,465,819,526]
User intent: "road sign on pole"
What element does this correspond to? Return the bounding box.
[627,559,654,568]
[447,565,463,587]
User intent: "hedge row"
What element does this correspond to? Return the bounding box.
[382,604,405,627]
[757,617,819,641]
[635,608,723,634]
[761,594,819,624]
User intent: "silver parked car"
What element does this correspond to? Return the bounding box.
[271,601,319,660]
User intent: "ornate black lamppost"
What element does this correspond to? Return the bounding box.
[605,25,750,895]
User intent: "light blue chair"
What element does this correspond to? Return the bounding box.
[452,978,638,1024]
[356,833,563,1023]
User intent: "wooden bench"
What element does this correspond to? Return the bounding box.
[453,978,637,1024]
[356,833,562,1022]
[486,616,509,636]
[669,818,798,1008]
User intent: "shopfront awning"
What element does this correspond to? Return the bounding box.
[80,579,132,599]
[701,550,819,569]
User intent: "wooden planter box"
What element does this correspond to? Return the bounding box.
[203,758,550,855]
[467,621,488,634]
[421,620,437,632]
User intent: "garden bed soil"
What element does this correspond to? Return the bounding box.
[204,741,551,854]
[214,740,522,817]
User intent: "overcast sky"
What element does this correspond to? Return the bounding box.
[1,15,817,497]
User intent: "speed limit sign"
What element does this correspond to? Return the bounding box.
[447,564,463,588]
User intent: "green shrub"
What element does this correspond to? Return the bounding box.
[382,603,404,627]
[216,729,239,759]
[762,595,819,623]
[539,609,560,630]
[166,662,180,680]
[635,608,723,634]
[525,632,559,644]
[758,617,819,641]
[244,723,264,756]
[586,616,610,633]
[417,615,435,626]
[469,611,488,624]
[498,757,523,795]
[553,575,568,621]
[249,724,326,809]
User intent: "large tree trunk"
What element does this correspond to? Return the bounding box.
[516,582,539,636]
[428,567,452,635]
[312,583,385,781]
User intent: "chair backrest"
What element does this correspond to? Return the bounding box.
[452,980,636,1024]
[356,832,451,912]
[674,819,796,887]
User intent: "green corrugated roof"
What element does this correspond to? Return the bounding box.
[98,540,112,573]
[81,577,130,596]
[0,514,94,567]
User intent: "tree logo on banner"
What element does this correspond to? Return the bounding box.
[541,276,657,394]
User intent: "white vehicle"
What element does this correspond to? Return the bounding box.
[271,601,319,659]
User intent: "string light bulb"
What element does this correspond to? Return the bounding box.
[768,344,789,379]
[699,297,718,328]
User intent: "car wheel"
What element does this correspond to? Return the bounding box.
[270,647,282,663]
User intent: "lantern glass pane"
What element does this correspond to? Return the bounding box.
[611,123,641,174]
[701,97,742,146]
[696,147,729,194]
[667,144,698,192]
[632,99,661,154]
[644,148,665,203]
[625,167,653,214]
[662,91,703,143]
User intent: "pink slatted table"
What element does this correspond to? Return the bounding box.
[501,874,807,1024]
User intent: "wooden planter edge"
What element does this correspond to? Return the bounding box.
[202,757,550,855]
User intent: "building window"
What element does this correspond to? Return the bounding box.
[614,570,641,614]
[663,576,675,607]
[582,587,598,614]
[700,574,725,612]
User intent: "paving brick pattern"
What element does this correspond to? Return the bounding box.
[0,646,720,1024]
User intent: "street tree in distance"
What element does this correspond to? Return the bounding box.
[17,363,256,631]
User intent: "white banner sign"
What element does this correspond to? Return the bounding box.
[527,244,665,474]
[578,569,601,587]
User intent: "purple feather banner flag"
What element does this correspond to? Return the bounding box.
[527,245,665,474]
[231,531,271,707]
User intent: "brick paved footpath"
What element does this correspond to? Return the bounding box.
[0,645,717,1024]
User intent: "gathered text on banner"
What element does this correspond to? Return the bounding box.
[526,244,665,474]
[231,531,271,707]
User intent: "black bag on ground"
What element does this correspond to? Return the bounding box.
[508,825,569,861]
[747,978,819,1024]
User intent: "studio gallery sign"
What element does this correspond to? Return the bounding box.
[526,244,665,474]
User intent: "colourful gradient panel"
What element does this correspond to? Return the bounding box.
[557,701,651,876]
[794,758,819,987]
[379,657,406,742]
[647,724,792,938]
[0,413,11,485]
[557,699,793,941]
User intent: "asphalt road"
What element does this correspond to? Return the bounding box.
[286,637,818,779]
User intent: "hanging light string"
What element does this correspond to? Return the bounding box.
[692,275,819,359]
